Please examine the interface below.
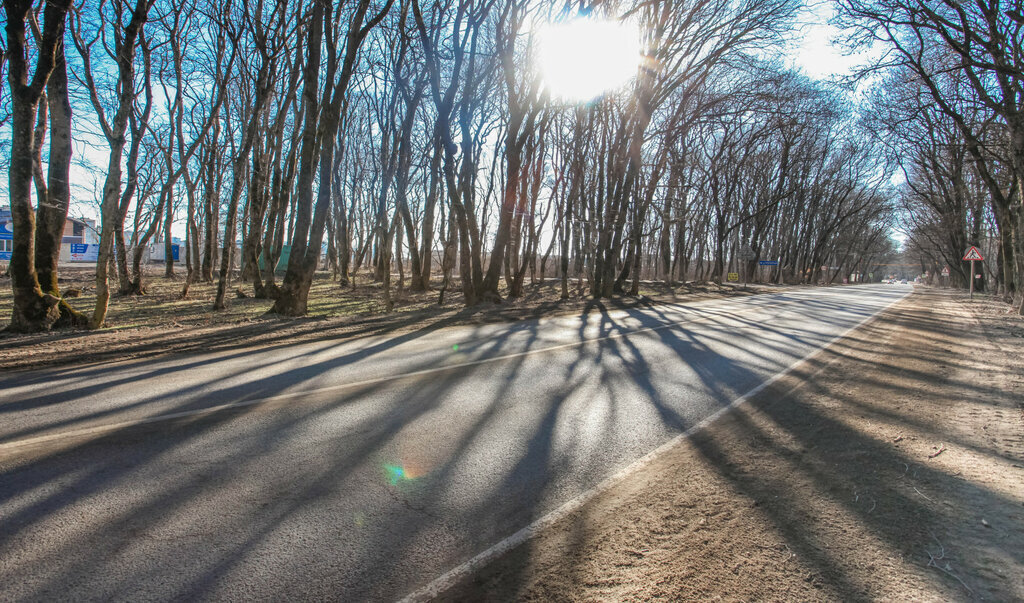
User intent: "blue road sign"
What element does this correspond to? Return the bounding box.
[759,260,779,266]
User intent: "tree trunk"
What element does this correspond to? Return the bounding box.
[417,139,443,291]
[271,0,391,316]
[163,188,175,277]
[36,39,88,327]
[5,0,73,332]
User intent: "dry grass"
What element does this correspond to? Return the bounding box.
[0,263,778,371]
[2,265,773,330]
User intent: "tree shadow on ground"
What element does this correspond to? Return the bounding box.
[438,289,1023,602]
[2,286,972,602]
[0,276,769,373]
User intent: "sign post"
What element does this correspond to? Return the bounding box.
[962,246,984,300]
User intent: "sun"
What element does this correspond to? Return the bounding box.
[536,18,642,102]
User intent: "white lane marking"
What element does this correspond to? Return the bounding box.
[396,288,910,603]
[0,288,904,454]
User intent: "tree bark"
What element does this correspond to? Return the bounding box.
[4,0,73,332]
[36,37,88,327]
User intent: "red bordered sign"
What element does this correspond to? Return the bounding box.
[962,246,984,261]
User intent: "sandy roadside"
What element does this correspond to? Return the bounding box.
[436,288,1024,601]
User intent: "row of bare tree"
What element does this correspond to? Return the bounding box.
[5,0,902,332]
[839,0,1024,311]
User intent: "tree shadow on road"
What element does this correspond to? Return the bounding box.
[438,290,1024,602]
[7,288,1000,602]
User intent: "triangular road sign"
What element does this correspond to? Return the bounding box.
[963,246,984,261]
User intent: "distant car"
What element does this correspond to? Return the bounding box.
[900,279,908,284]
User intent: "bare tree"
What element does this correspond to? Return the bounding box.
[270,0,396,316]
[4,0,75,332]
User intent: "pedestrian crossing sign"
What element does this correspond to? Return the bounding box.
[962,246,984,261]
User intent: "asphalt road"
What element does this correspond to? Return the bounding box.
[0,284,910,601]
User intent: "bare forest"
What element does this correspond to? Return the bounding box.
[2,0,1022,333]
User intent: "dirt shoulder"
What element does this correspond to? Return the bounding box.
[0,269,782,372]
[438,288,1024,601]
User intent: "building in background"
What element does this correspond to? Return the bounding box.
[0,208,12,261]
[1,207,100,263]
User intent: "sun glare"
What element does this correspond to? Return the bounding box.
[536,19,642,102]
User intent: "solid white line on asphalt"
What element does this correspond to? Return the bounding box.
[395,288,910,603]
[0,288,902,455]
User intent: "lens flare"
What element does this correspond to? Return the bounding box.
[384,464,407,485]
[383,462,424,486]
